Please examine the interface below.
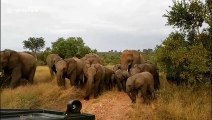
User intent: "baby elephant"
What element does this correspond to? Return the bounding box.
[126,72,155,104]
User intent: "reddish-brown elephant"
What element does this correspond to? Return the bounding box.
[120,50,145,71]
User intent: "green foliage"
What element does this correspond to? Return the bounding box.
[51,37,95,58]
[98,52,121,65]
[155,32,209,84]
[164,0,205,32]
[37,47,52,65]
[157,0,211,85]
[23,37,45,53]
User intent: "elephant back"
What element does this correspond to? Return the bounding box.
[19,52,37,71]
[81,53,103,65]
[137,63,156,75]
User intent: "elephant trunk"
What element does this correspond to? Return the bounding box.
[56,71,65,87]
[84,75,94,100]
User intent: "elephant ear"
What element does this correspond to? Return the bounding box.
[83,63,90,77]
[8,51,20,69]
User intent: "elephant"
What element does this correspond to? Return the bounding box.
[120,50,145,71]
[129,63,160,90]
[81,53,103,65]
[65,57,84,87]
[126,72,155,104]
[54,59,68,87]
[113,64,121,72]
[46,54,63,78]
[114,69,130,92]
[83,63,105,100]
[103,67,115,91]
[0,50,36,88]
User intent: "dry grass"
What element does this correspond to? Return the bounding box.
[0,66,85,111]
[0,66,211,120]
[128,73,212,120]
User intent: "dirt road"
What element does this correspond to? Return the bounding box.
[81,91,132,120]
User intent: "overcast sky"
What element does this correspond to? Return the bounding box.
[1,0,173,52]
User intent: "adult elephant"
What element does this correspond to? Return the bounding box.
[0,50,36,88]
[65,57,84,87]
[126,72,155,104]
[83,63,105,100]
[103,67,115,91]
[129,63,160,90]
[120,50,145,71]
[46,54,63,78]
[114,69,129,92]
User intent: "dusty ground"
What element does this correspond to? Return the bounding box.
[81,91,132,120]
[80,90,156,120]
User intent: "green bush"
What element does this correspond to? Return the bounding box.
[155,32,210,85]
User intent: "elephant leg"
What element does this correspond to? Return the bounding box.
[154,73,160,90]
[95,79,102,98]
[10,67,22,88]
[20,78,28,86]
[149,85,156,100]
[78,74,84,87]
[61,75,66,87]
[141,86,149,104]
[117,81,122,91]
[127,90,137,103]
[79,75,86,89]
[122,80,126,92]
[48,67,54,78]
[28,66,36,84]
[70,72,77,86]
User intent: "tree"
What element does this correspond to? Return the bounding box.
[155,0,211,85]
[51,37,95,58]
[23,37,45,60]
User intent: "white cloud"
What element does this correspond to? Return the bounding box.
[1,0,173,52]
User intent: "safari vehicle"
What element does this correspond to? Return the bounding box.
[0,100,95,120]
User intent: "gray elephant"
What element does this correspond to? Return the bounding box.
[126,72,155,104]
[120,50,145,71]
[0,50,36,88]
[46,54,63,78]
[114,69,129,92]
[83,63,105,100]
[129,63,160,90]
[65,57,84,87]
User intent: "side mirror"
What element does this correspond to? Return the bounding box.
[66,100,82,114]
